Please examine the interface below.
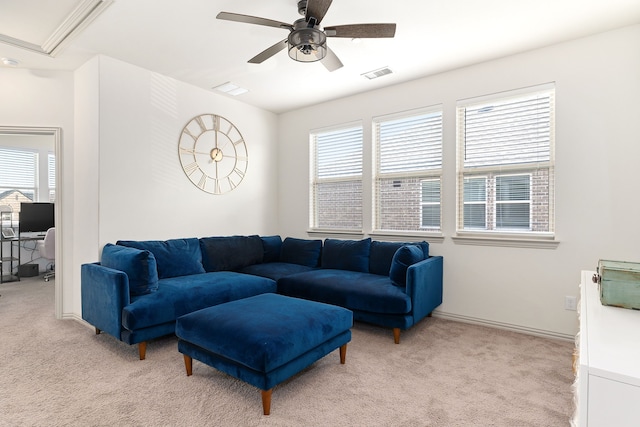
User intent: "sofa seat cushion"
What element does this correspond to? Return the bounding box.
[277,269,411,314]
[122,272,276,331]
[237,262,316,281]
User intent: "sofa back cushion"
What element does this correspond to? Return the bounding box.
[280,237,322,267]
[369,240,430,276]
[321,238,371,273]
[261,235,282,263]
[116,238,205,279]
[200,235,264,272]
[389,244,425,287]
[101,243,159,296]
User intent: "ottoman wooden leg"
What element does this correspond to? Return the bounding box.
[339,344,347,364]
[184,355,193,376]
[261,389,272,415]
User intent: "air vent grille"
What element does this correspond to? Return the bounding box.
[362,67,393,80]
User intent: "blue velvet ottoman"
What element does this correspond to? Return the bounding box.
[175,293,353,415]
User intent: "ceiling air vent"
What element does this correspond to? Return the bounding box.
[362,67,393,80]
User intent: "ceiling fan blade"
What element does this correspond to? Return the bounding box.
[324,23,396,38]
[320,47,343,72]
[306,0,333,25]
[248,39,288,64]
[217,12,293,31]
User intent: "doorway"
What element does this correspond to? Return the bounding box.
[0,126,63,318]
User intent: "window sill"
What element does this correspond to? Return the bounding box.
[307,229,365,239]
[451,234,559,249]
[369,231,445,244]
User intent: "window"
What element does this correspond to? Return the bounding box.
[310,124,363,230]
[456,84,555,236]
[48,153,56,202]
[463,176,487,229]
[0,147,55,220]
[373,108,443,233]
[495,174,530,230]
[421,179,441,229]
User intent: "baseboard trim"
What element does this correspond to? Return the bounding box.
[432,311,575,342]
[62,312,94,329]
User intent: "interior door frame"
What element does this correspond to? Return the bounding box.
[0,126,63,318]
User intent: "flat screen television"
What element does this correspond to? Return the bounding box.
[19,202,55,234]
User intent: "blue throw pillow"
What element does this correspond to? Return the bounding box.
[369,241,430,276]
[261,235,282,263]
[199,235,264,272]
[116,238,205,279]
[101,243,159,296]
[389,245,425,287]
[280,237,322,267]
[321,238,371,273]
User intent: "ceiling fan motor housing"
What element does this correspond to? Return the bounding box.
[288,19,327,62]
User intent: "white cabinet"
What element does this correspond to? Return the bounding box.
[574,270,640,426]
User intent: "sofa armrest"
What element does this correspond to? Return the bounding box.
[81,262,130,340]
[405,255,443,323]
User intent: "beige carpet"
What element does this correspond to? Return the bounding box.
[0,277,574,426]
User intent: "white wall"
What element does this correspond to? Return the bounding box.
[277,24,640,338]
[72,56,280,315]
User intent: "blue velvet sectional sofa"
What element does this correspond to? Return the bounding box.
[81,235,443,359]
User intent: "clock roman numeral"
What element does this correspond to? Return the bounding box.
[183,162,198,175]
[195,116,207,134]
[233,167,245,179]
[198,174,207,189]
[182,128,197,142]
[227,176,238,191]
[179,147,195,155]
[213,115,221,132]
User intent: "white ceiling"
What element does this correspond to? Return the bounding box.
[1,0,640,113]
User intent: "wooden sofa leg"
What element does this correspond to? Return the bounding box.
[339,344,347,364]
[138,342,147,360]
[95,327,101,335]
[261,389,272,415]
[183,355,193,376]
[393,328,401,344]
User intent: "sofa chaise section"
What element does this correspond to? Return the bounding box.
[81,238,276,360]
[276,238,443,343]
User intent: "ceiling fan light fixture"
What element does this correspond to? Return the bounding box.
[287,28,326,63]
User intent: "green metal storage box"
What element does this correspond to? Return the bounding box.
[593,259,640,310]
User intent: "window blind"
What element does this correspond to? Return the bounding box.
[0,147,38,189]
[457,85,555,234]
[48,153,56,201]
[310,125,363,230]
[374,109,443,232]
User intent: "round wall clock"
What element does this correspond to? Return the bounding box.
[178,114,248,194]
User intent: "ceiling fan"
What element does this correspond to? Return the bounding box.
[216,0,396,72]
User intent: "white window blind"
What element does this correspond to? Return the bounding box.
[374,108,443,232]
[457,85,555,235]
[0,147,38,202]
[310,125,363,230]
[48,153,56,202]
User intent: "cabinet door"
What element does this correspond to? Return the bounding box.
[588,375,640,426]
